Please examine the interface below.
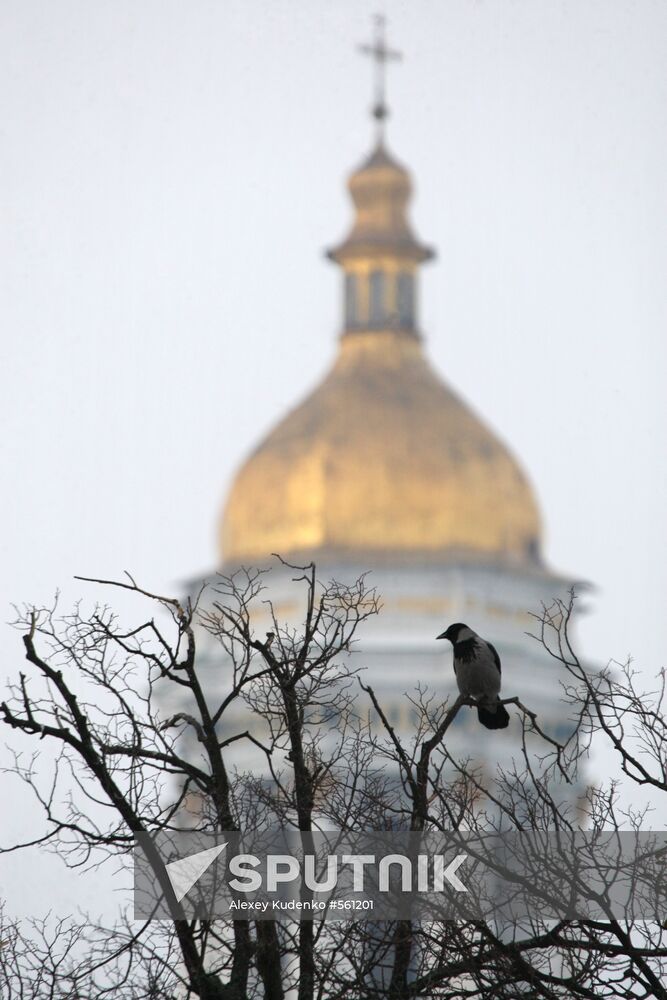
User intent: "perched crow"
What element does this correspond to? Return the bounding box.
[436,623,510,730]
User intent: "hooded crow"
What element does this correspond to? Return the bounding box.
[436,623,510,730]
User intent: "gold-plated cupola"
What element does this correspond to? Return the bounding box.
[327,142,434,336]
[220,19,543,569]
[327,16,433,338]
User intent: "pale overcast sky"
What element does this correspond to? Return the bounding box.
[1,0,666,916]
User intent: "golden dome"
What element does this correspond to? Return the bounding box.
[220,139,542,568]
[221,330,541,567]
[327,143,433,265]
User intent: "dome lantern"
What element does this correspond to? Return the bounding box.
[327,16,434,338]
[326,143,434,337]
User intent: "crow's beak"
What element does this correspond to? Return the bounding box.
[436,631,448,640]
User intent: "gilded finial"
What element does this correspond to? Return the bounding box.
[358,14,402,139]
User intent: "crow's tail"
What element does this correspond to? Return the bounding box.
[477,700,510,730]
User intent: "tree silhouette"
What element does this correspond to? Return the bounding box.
[2,566,667,999]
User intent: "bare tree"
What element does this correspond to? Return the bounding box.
[2,567,667,999]
[353,594,667,1000]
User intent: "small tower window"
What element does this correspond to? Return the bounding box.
[397,272,415,328]
[345,274,358,328]
[369,271,385,327]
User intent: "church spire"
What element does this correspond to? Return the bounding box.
[327,17,434,338]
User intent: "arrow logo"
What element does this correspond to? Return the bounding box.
[165,842,227,902]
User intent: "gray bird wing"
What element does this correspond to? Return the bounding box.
[486,641,502,675]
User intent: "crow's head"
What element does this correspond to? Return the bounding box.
[436,622,470,643]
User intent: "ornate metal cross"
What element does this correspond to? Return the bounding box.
[359,14,402,133]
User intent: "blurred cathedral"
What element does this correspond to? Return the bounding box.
[185,20,579,762]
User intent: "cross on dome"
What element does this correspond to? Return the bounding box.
[358,14,402,136]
